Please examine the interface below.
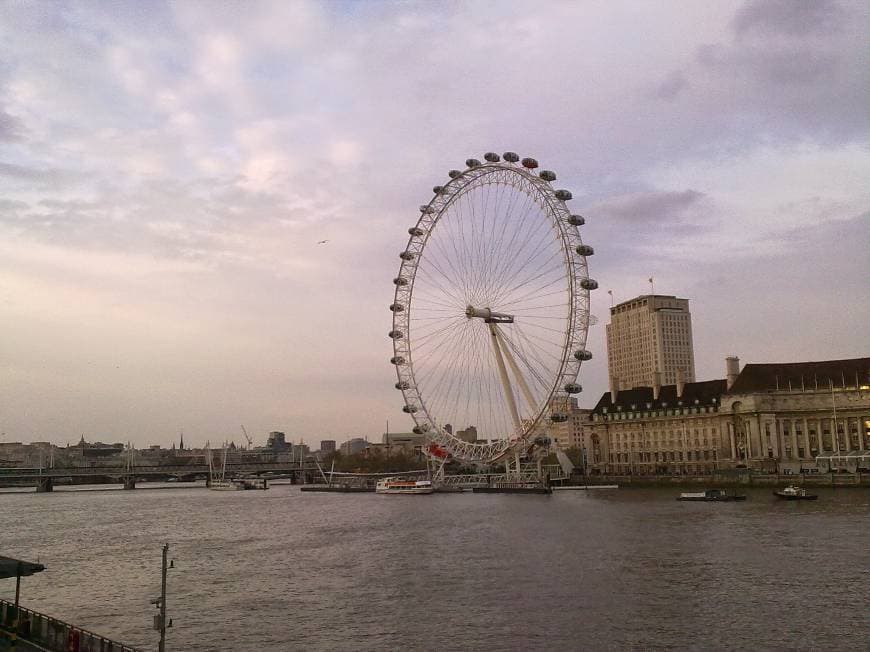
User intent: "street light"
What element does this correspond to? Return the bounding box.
[152,544,174,651]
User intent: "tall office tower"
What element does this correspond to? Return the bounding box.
[606,294,696,391]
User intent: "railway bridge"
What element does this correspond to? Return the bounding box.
[0,461,321,492]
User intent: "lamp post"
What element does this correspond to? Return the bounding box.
[152,544,174,652]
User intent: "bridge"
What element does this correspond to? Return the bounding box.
[0,461,323,492]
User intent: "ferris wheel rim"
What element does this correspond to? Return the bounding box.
[390,154,596,465]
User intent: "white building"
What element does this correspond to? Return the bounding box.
[606,294,695,391]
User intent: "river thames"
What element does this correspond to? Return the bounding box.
[2,484,868,651]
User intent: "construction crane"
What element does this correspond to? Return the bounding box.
[240,425,253,450]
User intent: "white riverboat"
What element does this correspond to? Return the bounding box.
[773,485,818,501]
[375,477,434,495]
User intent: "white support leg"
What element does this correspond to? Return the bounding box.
[493,325,537,414]
[488,322,522,436]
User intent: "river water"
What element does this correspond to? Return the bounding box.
[1,483,868,651]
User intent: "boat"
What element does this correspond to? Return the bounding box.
[207,442,243,491]
[375,477,434,494]
[677,488,746,502]
[773,485,818,501]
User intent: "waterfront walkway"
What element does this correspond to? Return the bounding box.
[0,600,138,652]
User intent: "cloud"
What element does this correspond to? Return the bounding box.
[732,0,845,38]
[0,109,24,141]
[650,70,688,101]
[0,1,867,444]
[590,190,706,223]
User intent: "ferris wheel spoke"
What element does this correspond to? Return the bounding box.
[498,286,569,309]
[499,272,566,309]
[492,231,563,303]
[488,190,538,291]
[413,317,468,356]
[424,231,469,298]
[496,193,550,285]
[495,262,565,308]
[423,326,476,424]
[502,326,555,393]
[413,277,466,310]
[513,318,564,363]
[417,253,468,299]
[479,181,529,289]
[412,295,464,311]
[511,303,570,313]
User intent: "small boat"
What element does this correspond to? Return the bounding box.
[773,485,818,501]
[375,477,434,495]
[677,489,746,502]
[208,480,242,491]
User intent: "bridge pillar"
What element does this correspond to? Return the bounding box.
[123,476,136,490]
[36,477,53,493]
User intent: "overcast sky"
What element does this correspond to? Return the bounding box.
[1,0,868,448]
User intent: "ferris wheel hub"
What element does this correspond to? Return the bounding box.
[465,306,514,323]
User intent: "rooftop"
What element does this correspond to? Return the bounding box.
[591,379,727,414]
[728,357,870,394]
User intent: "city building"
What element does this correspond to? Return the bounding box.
[455,426,477,444]
[584,377,727,475]
[721,357,870,471]
[320,440,336,454]
[382,431,426,453]
[546,397,589,449]
[606,294,695,391]
[266,431,290,452]
[340,438,367,456]
[582,356,870,475]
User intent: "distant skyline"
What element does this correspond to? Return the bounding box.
[1,1,868,447]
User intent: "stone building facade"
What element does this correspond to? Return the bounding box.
[722,358,870,471]
[582,357,870,475]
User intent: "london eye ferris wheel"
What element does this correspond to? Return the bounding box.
[390,152,597,467]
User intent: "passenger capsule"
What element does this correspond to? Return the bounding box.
[408,227,425,237]
[395,381,410,390]
[503,152,520,162]
[550,413,568,423]
[567,214,585,226]
[390,356,406,365]
[420,205,435,214]
[393,277,408,286]
[465,158,481,168]
[402,404,418,414]
[412,426,424,434]
[484,152,500,162]
[390,303,404,313]
[388,330,403,339]
[574,349,593,361]
[580,278,599,290]
[432,185,445,195]
[575,244,594,256]
[521,157,539,169]
[565,382,582,394]
[539,170,556,181]
[555,189,573,201]
[448,169,462,179]
[399,251,415,261]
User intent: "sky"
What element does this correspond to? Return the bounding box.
[1,0,868,448]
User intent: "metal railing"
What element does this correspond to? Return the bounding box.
[0,600,140,652]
